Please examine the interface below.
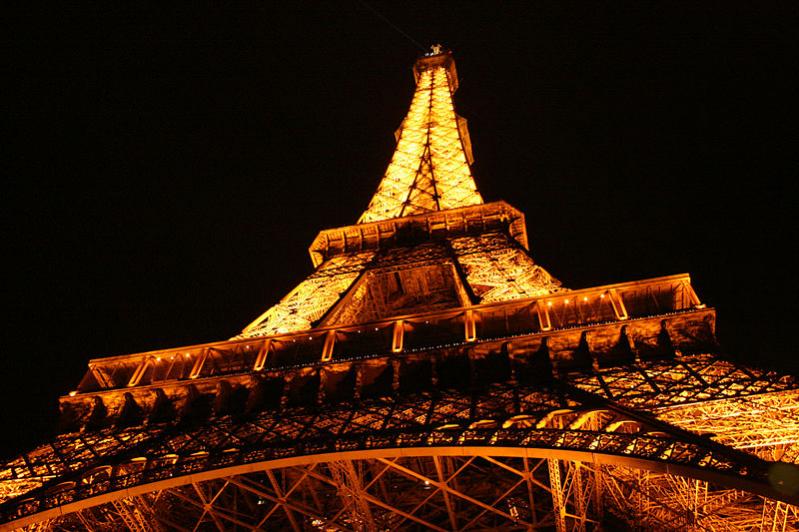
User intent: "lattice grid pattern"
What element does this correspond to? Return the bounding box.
[359,57,482,223]
[241,252,375,337]
[3,51,799,531]
[449,233,565,302]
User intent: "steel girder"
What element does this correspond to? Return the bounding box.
[4,456,796,530]
[1,377,798,529]
[359,52,482,224]
[5,49,799,531]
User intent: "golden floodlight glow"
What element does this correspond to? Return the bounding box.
[0,49,798,532]
[359,52,483,223]
[239,51,562,339]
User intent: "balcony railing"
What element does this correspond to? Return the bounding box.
[76,274,703,394]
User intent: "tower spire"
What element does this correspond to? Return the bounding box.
[358,47,483,223]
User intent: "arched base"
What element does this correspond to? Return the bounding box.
[6,447,797,531]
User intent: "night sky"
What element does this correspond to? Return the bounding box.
[4,3,796,458]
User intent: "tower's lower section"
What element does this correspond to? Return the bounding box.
[3,275,798,530]
[20,454,797,531]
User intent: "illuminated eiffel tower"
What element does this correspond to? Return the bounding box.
[1,48,797,531]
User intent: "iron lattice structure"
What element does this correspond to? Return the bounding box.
[1,49,797,531]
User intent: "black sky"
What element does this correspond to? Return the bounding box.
[3,3,797,458]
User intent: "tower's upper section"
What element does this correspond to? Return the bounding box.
[358,48,484,223]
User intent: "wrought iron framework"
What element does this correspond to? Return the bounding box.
[358,51,482,224]
[1,48,797,530]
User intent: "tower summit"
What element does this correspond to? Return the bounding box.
[0,50,797,530]
[360,47,482,223]
[239,47,562,338]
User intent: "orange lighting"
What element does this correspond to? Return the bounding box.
[359,57,482,223]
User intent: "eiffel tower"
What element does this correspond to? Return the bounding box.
[1,48,797,531]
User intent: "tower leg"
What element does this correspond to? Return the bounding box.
[548,458,567,532]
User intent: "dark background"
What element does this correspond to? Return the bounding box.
[4,3,796,458]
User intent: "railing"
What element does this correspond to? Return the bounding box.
[308,200,529,266]
[76,274,703,395]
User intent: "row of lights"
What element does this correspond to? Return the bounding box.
[72,291,627,396]
[121,295,615,367]
[548,293,605,306]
